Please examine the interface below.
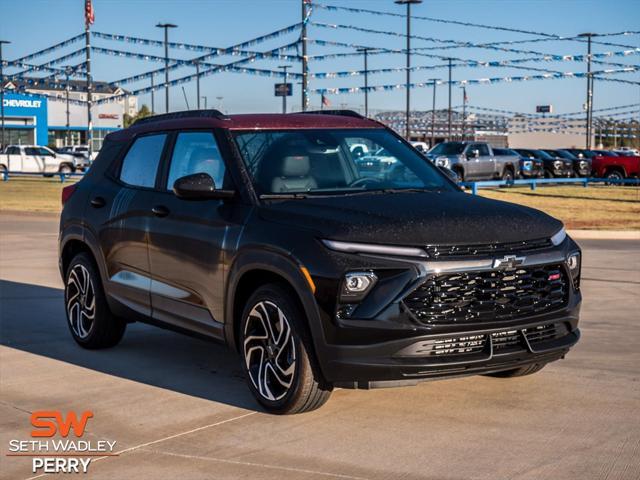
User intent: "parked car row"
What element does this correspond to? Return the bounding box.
[1,145,90,177]
[424,141,640,182]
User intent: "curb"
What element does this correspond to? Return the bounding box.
[568,230,640,240]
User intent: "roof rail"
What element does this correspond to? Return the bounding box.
[132,109,228,126]
[294,109,365,119]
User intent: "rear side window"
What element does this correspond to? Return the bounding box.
[166,132,226,190]
[477,144,490,156]
[120,134,167,188]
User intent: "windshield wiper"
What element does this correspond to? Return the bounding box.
[259,193,309,200]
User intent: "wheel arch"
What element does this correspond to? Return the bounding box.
[225,249,326,371]
[59,227,108,284]
[604,165,626,177]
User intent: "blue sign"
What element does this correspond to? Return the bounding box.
[2,92,48,145]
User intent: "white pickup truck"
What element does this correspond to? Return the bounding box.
[1,145,82,176]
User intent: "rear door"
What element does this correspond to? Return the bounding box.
[475,143,495,178]
[146,130,243,339]
[23,147,44,172]
[92,133,169,317]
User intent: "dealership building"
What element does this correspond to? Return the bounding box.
[1,78,137,150]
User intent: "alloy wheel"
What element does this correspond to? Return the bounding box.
[243,301,296,401]
[66,264,96,339]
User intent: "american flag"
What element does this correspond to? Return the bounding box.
[321,93,331,107]
[85,0,95,28]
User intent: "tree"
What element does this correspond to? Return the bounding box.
[124,104,152,128]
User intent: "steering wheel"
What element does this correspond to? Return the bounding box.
[349,177,386,188]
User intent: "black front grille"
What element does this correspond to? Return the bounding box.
[403,264,568,325]
[425,238,552,259]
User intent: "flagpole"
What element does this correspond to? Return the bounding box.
[85,2,93,160]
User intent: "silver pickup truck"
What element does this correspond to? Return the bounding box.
[427,141,517,181]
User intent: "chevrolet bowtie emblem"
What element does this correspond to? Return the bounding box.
[492,255,525,269]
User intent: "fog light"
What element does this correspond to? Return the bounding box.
[567,252,581,288]
[340,271,377,302]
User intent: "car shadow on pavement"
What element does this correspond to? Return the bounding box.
[0,279,260,411]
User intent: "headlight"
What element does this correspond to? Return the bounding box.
[550,227,566,246]
[566,252,581,288]
[340,272,377,302]
[435,156,450,168]
[579,161,587,169]
[523,160,533,170]
[554,160,562,169]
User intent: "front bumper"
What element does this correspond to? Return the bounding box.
[310,239,582,388]
[328,312,580,388]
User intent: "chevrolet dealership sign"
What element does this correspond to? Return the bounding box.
[2,98,43,109]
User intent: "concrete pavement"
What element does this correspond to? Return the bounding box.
[1,213,639,480]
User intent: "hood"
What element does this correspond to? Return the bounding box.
[259,191,563,246]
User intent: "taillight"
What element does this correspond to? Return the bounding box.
[61,184,77,205]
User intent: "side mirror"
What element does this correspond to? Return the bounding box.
[472,149,480,158]
[173,173,235,200]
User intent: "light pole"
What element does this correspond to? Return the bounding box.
[150,73,155,113]
[357,47,373,117]
[395,0,422,140]
[279,65,291,113]
[427,78,438,147]
[195,61,200,109]
[447,58,453,141]
[202,96,208,109]
[301,0,310,111]
[216,96,223,112]
[65,66,72,146]
[0,40,10,150]
[579,32,597,149]
[460,86,467,141]
[156,23,177,113]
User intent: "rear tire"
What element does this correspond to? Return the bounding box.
[59,163,74,174]
[239,284,332,414]
[605,169,624,185]
[65,252,126,349]
[0,164,7,179]
[485,362,547,378]
[501,168,514,184]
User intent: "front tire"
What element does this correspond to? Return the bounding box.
[240,284,332,414]
[65,252,126,349]
[485,362,547,378]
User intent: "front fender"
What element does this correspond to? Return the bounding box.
[224,247,328,372]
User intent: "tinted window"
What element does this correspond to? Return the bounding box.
[120,134,166,188]
[233,129,455,195]
[166,132,226,190]
[429,142,465,156]
[7,147,20,155]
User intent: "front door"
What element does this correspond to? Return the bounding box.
[147,130,243,339]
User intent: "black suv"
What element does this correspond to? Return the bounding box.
[59,110,582,414]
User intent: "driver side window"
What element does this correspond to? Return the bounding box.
[166,132,226,190]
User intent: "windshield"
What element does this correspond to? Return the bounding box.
[429,142,465,156]
[532,149,554,160]
[233,129,455,196]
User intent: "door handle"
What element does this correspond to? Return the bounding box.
[90,196,106,208]
[152,205,170,217]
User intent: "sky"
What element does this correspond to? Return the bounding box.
[1,0,639,116]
